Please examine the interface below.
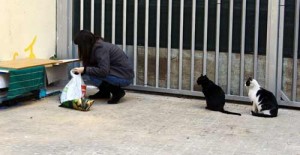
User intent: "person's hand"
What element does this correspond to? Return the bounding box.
[73,67,84,74]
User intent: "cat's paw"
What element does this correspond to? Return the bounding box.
[251,111,256,115]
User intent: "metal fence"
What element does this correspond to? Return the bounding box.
[57,0,300,108]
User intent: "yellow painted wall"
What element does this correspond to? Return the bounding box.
[0,0,56,61]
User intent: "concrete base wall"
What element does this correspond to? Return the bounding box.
[125,46,299,101]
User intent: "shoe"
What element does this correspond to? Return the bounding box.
[89,82,110,99]
[107,85,125,104]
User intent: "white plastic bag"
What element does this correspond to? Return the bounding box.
[60,69,86,103]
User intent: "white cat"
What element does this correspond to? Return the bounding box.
[245,77,278,117]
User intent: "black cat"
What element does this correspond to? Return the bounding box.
[197,74,241,116]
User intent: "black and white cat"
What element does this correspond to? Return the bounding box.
[197,74,241,116]
[245,77,278,117]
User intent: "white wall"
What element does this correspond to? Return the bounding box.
[0,0,56,61]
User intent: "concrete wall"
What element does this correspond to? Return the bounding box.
[0,0,56,61]
[282,58,300,101]
[133,46,300,101]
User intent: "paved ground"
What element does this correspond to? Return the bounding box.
[0,88,300,155]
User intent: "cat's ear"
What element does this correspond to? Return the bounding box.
[204,75,207,77]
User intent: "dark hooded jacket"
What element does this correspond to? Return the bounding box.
[84,40,134,80]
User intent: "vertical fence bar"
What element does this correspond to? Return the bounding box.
[123,0,127,52]
[101,0,105,38]
[215,0,221,84]
[167,0,172,89]
[71,0,77,60]
[277,0,285,99]
[57,0,69,59]
[67,0,73,58]
[91,0,95,32]
[144,0,149,86]
[253,0,260,79]
[190,0,196,91]
[266,0,279,94]
[292,0,300,101]
[203,0,208,75]
[133,0,138,85]
[240,0,246,96]
[80,0,84,30]
[155,0,161,88]
[179,0,184,90]
[112,0,116,44]
[227,0,233,94]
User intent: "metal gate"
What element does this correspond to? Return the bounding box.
[277,0,300,107]
[57,0,300,108]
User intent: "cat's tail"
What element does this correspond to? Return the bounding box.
[221,110,241,116]
[251,111,277,118]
